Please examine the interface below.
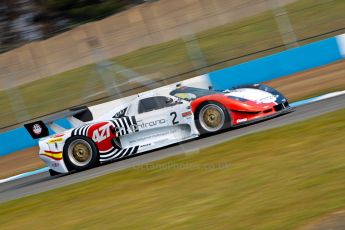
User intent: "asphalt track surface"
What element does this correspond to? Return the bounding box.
[1,94,345,204]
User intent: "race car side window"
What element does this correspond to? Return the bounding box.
[138,96,172,113]
[172,92,196,101]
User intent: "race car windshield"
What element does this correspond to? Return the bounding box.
[170,87,222,101]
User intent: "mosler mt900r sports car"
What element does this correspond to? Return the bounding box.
[24,84,291,176]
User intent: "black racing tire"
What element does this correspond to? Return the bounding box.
[63,136,99,171]
[195,101,231,135]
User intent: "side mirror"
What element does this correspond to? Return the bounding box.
[208,86,213,90]
[166,97,173,104]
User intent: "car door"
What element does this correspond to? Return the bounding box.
[119,96,187,149]
[138,96,181,127]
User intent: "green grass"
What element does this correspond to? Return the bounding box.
[1,109,345,229]
[1,0,345,128]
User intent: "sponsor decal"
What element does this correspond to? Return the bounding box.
[140,143,151,148]
[236,118,248,123]
[47,138,63,143]
[91,123,114,143]
[87,122,117,152]
[258,95,276,103]
[137,119,166,129]
[54,133,65,137]
[51,162,60,168]
[32,124,42,135]
[182,111,192,117]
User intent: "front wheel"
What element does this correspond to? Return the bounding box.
[195,102,231,135]
[63,136,99,171]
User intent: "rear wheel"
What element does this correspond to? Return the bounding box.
[195,102,231,134]
[63,136,98,171]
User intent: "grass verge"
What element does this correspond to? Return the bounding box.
[1,109,345,229]
[1,0,345,127]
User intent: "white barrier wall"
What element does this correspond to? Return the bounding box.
[337,34,345,57]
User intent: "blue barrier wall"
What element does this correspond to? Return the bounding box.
[208,36,344,90]
[0,127,39,156]
[1,34,345,156]
[0,119,71,156]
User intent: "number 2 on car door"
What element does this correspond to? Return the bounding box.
[170,112,179,125]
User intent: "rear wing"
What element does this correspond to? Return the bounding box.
[24,106,93,139]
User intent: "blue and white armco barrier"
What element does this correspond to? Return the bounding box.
[208,34,345,90]
[1,33,345,156]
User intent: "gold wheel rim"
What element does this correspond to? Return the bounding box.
[72,143,90,163]
[67,139,93,167]
[199,104,225,132]
[203,107,222,128]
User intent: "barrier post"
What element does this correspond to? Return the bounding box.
[269,0,298,49]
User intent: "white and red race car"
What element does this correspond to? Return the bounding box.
[24,84,291,175]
